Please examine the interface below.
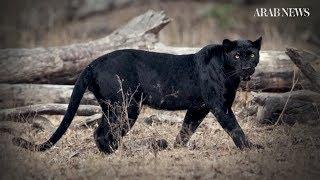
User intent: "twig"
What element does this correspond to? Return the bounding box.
[274,69,299,125]
[286,48,320,92]
[75,113,102,128]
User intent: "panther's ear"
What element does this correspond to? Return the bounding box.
[252,36,262,50]
[222,39,235,52]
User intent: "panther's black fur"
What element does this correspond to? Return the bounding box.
[12,37,262,153]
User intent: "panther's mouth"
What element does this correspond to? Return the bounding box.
[242,76,251,81]
[241,68,254,81]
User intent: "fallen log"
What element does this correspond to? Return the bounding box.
[75,113,102,128]
[1,10,319,92]
[0,84,97,109]
[0,103,101,121]
[0,10,170,84]
[251,90,320,125]
[1,49,318,96]
[286,48,320,92]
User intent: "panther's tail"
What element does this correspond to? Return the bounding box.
[12,66,93,151]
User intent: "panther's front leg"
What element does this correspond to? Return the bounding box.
[174,107,209,148]
[213,107,252,149]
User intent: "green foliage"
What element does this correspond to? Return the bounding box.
[203,4,236,29]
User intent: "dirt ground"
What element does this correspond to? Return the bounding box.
[0,106,320,180]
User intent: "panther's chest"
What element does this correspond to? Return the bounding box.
[224,77,241,92]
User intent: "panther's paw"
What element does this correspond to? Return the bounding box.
[244,141,264,150]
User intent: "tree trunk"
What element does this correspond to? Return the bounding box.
[1,48,319,109]
[0,10,170,84]
[286,48,320,92]
[0,103,101,121]
[251,90,320,125]
[0,84,97,109]
[1,10,319,92]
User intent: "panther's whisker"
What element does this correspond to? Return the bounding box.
[225,70,240,79]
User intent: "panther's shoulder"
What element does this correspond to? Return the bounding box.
[197,44,224,56]
[195,44,225,66]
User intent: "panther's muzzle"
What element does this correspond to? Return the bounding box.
[242,76,251,81]
[241,67,255,81]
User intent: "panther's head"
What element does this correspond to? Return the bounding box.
[222,37,262,81]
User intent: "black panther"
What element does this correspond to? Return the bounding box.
[12,37,262,154]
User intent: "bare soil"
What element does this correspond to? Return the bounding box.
[0,106,319,180]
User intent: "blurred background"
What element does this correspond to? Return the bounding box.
[0,0,319,52]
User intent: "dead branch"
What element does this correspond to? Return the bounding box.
[274,69,299,125]
[0,10,170,84]
[75,113,102,128]
[252,90,320,125]
[286,48,320,92]
[0,84,97,108]
[1,10,319,93]
[0,103,101,121]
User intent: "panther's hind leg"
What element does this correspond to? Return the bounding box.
[94,100,141,154]
[174,106,209,148]
[94,111,120,154]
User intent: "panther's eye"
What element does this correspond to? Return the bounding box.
[250,53,255,58]
[234,54,240,60]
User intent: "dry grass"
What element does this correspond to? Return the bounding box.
[1,105,320,179]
